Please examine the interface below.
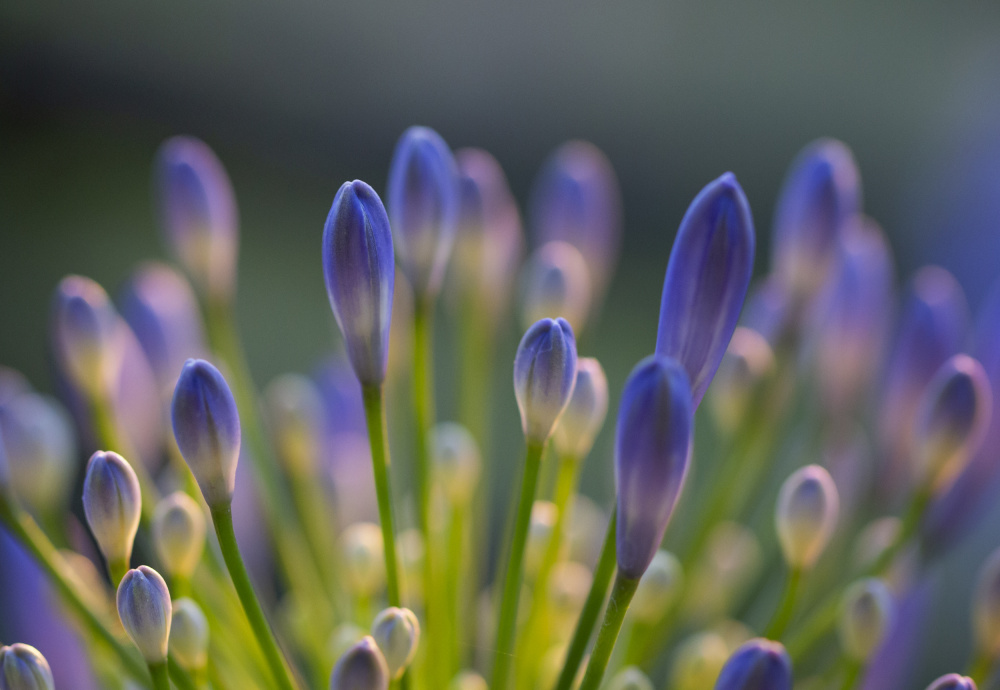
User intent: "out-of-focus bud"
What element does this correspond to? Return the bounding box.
[430,422,481,506]
[0,643,54,690]
[341,522,386,598]
[606,666,653,690]
[553,358,609,460]
[0,393,75,517]
[513,318,578,444]
[530,141,622,299]
[972,546,1000,658]
[526,501,559,577]
[567,494,608,566]
[323,180,396,386]
[838,578,894,662]
[775,465,839,570]
[370,607,420,680]
[807,219,893,415]
[911,354,992,490]
[264,374,324,475]
[630,549,683,624]
[709,327,774,432]
[714,638,792,690]
[171,359,241,507]
[853,517,901,571]
[329,635,390,690]
[671,632,730,690]
[169,598,209,671]
[82,451,142,573]
[117,566,172,663]
[449,670,488,690]
[926,675,977,690]
[155,136,238,302]
[685,522,762,622]
[771,139,861,302]
[616,355,693,580]
[548,561,592,635]
[152,492,206,580]
[386,126,458,300]
[520,241,592,335]
[656,173,755,409]
[51,275,123,398]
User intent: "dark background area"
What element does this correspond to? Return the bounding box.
[3,0,1000,680]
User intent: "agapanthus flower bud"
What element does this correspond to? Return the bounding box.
[341,522,386,598]
[117,565,172,663]
[606,666,653,690]
[775,464,839,570]
[713,638,792,690]
[911,354,992,489]
[972,546,1000,657]
[708,327,774,432]
[370,607,420,680]
[771,139,861,301]
[82,451,142,571]
[630,549,683,624]
[152,492,207,580]
[520,241,592,334]
[51,275,123,398]
[656,173,755,409]
[386,126,458,299]
[155,136,238,301]
[526,501,559,577]
[546,359,606,463]
[838,578,894,662]
[449,671,488,690]
[513,318,578,444]
[264,374,324,474]
[530,141,622,298]
[926,675,977,690]
[171,359,241,507]
[671,632,730,690]
[0,643,54,690]
[330,635,390,690]
[323,180,396,386]
[615,355,693,579]
[430,422,481,505]
[169,597,209,671]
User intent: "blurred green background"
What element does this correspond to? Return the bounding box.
[3,0,1000,682]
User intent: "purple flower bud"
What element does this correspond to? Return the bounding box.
[330,635,390,690]
[552,357,609,460]
[154,136,239,301]
[171,359,241,506]
[520,240,592,334]
[0,643,54,690]
[775,464,839,570]
[51,276,123,399]
[771,139,861,301]
[615,356,693,579]
[713,638,792,690]
[264,373,325,474]
[530,141,622,297]
[82,450,142,569]
[323,180,396,386]
[386,126,458,300]
[513,318,578,444]
[656,173,755,409]
[839,578,894,662]
[116,565,172,663]
[926,675,977,690]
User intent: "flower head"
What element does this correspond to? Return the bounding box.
[775,464,839,570]
[82,450,142,571]
[0,643,54,690]
[153,492,207,580]
[370,607,420,680]
[714,638,792,690]
[169,598,209,671]
[117,566,172,663]
[838,578,894,662]
[329,635,390,690]
[552,357,609,460]
[926,675,977,690]
[51,275,123,398]
[513,318,578,444]
[520,241,592,334]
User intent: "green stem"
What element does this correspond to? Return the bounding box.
[168,656,199,690]
[838,659,863,690]
[209,503,299,690]
[968,650,993,686]
[765,566,803,640]
[446,502,466,673]
[578,572,640,690]
[149,661,170,690]
[554,507,618,690]
[110,557,130,588]
[492,440,546,690]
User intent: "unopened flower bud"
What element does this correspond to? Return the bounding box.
[330,635,390,690]
[430,422,481,505]
[323,180,396,386]
[526,501,559,577]
[51,275,123,398]
[153,492,206,580]
[82,451,142,572]
[342,522,386,598]
[0,643,54,690]
[370,607,420,679]
[553,358,609,460]
[449,670,488,690]
[169,598,209,671]
[671,632,729,690]
[926,675,977,690]
[775,465,839,570]
[631,549,683,624]
[709,327,774,431]
[616,356,693,579]
[264,374,324,474]
[117,566,172,663]
[838,578,894,662]
[714,638,792,690]
[973,546,1000,657]
[172,359,241,507]
[513,318,578,444]
[520,241,592,335]
[606,666,653,690]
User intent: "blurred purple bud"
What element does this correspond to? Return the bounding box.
[656,173,755,409]
[553,357,609,460]
[615,356,693,579]
[838,578,894,662]
[713,638,792,690]
[0,643,54,690]
[513,318,578,444]
[116,566,172,663]
[51,276,123,399]
[860,576,933,690]
[171,359,241,506]
[771,139,861,301]
[387,126,458,299]
[926,675,977,690]
[82,451,142,569]
[775,464,839,570]
[329,635,390,690]
[709,327,775,431]
[264,373,324,475]
[520,240,592,334]
[155,136,238,301]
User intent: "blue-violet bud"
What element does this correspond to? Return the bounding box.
[520,240,592,334]
[370,607,420,680]
[51,275,123,398]
[330,635,390,690]
[513,318,578,445]
[714,638,792,690]
[82,450,142,571]
[552,357,609,460]
[926,675,977,690]
[775,464,839,570]
[117,565,172,663]
[0,643,54,690]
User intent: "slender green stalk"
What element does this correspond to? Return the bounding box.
[109,557,129,588]
[578,572,639,690]
[149,661,170,690]
[445,501,467,673]
[968,650,993,686]
[765,566,803,639]
[209,503,300,690]
[838,659,862,690]
[555,509,617,690]
[492,440,546,690]
[168,656,199,690]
